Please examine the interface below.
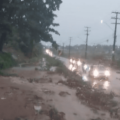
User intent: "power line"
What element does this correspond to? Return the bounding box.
[111,11,120,64]
[62,43,64,54]
[104,21,113,31]
[93,35,113,45]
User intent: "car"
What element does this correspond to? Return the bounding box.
[89,65,110,79]
[69,58,82,72]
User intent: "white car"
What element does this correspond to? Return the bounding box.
[89,65,110,79]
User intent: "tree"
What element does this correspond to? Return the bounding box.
[0,0,62,54]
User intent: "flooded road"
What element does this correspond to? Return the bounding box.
[58,56,120,96]
[7,66,116,120]
[1,55,119,120]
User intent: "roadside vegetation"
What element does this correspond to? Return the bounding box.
[0,1,62,55]
[44,54,74,77]
[0,52,18,76]
[115,60,120,69]
[0,52,17,70]
[0,0,63,76]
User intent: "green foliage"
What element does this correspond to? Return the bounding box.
[0,52,17,70]
[116,60,120,68]
[0,0,62,54]
[32,43,43,57]
[45,55,62,68]
[0,71,18,77]
[91,54,105,60]
[44,54,73,76]
[6,27,20,50]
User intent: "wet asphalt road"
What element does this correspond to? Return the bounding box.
[58,56,120,95]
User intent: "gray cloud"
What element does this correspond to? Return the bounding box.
[53,0,120,46]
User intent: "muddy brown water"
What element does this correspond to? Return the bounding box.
[2,66,116,120]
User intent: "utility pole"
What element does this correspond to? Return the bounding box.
[69,37,72,59]
[85,27,90,60]
[111,12,120,64]
[62,43,64,55]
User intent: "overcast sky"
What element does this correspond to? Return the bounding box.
[51,0,120,46]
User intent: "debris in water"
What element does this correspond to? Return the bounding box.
[61,76,67,81]
[34,105,42,113]
[1,97,6,100]
[50,66,57,72]
[59,91,70,97]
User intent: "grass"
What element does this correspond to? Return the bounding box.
[43,54,74,77]
[27,57,40,63]
[0,52,17,70]
[116,60,120,68]
[44,55,62,67]
[0,52,18,76]
[0,71,18,77]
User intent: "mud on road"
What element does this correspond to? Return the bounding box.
[0,66,120,120]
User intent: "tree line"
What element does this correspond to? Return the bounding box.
[0,0,62,56]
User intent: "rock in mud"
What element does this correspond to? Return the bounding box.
[49,78,53,82]
[42,89,55,95]
[35,67,39,71]
[50,67,57,72]
[59,91,70,97]
[15,117,27,120]
[28,78,34,83]
[34,105,42,113]
[90,118,102,120]
[1,97,6,100]
[61,76,67,82]
[49,108,66,120]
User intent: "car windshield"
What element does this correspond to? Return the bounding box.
[92,65,97,69]
[98,66,105,70]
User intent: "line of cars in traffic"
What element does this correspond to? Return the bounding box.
[45,48,111,81]
[69,58,111,80]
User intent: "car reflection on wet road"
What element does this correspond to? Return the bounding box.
[81,74,110,90]
[91,79,110,90]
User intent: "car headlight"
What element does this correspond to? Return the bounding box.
[105,70,110,76]
[84,64,87,70]
[70,59,72,63]
[92,81,97,87]
[69,64,73,70]
[50,52,53,57]
[93,70,99,77]
[72,66,76,72]
[89,67,91,71]
[103,81,110,90]
[73,60,76,64]
[46,49,49,54]
[77,61,81,66]
[82,75,88,81]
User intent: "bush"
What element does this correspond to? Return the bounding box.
[44,55,62,68]
[117,60,120,68]
[0,52,17,70]
[0,71,18,77]
[91,54,105,60]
